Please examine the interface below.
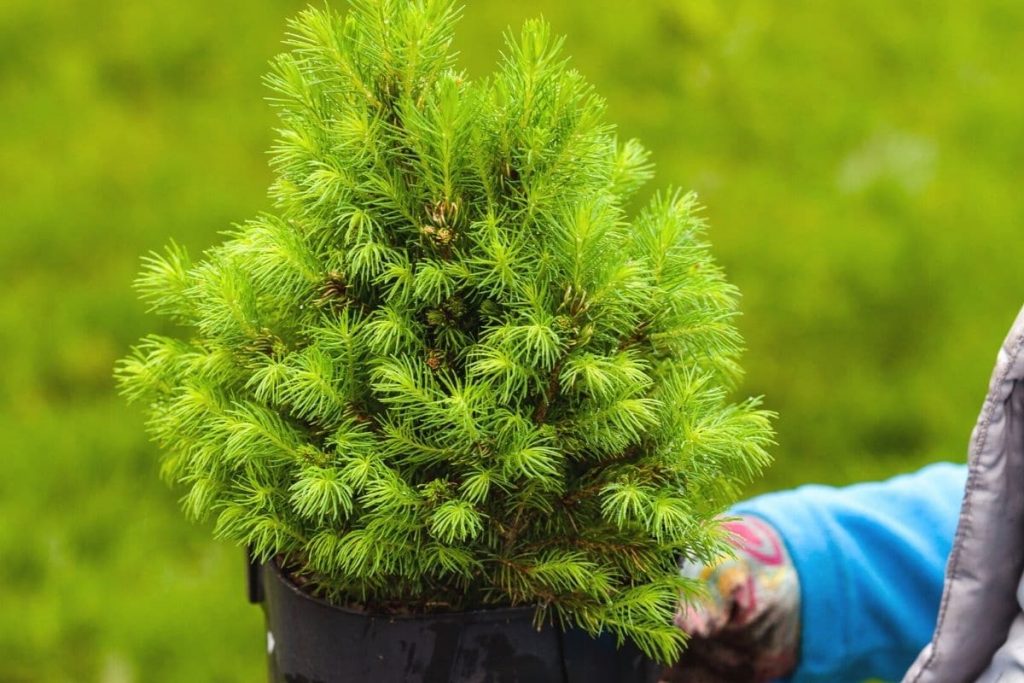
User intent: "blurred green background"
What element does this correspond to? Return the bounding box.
[2,0,1022,680]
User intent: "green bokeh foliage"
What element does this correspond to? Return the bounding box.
[2,0,1022,680]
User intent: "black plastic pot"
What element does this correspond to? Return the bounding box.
[248,557,664,682]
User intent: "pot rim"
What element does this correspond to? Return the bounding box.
[262,556,548,624]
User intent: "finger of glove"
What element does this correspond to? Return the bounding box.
[675,557,751,636]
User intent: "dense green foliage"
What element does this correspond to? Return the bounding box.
[116,1,771,662]
[5,0,1023,680]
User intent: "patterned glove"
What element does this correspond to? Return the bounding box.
[662,515,801,683]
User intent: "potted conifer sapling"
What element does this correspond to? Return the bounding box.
[117,1,773,681]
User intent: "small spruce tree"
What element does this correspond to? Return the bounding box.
[117,0,772,664]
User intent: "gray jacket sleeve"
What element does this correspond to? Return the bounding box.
[904,305,1024,683]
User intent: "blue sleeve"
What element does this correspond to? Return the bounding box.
[733,462,967,683]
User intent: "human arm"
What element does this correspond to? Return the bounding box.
[668,461,967,683]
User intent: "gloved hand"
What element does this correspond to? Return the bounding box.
[662,515,801,683]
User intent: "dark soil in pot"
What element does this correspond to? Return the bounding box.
[248,556,665,683]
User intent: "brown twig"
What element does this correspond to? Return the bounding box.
[533,359,564,424]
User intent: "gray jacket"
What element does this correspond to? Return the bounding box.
[905,306,1024,682]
